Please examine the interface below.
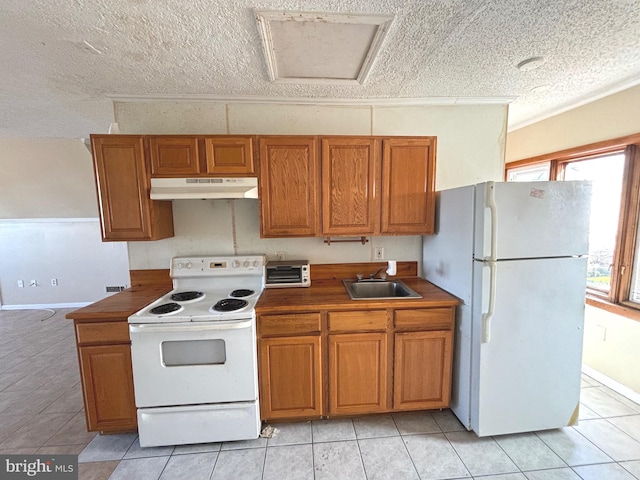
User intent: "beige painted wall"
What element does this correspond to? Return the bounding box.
[506,88,640,395]
[0,138,99,218]
[583,305,640,394]
[506,84,640,162]
[115,101,508,269]
[0,138,130,307]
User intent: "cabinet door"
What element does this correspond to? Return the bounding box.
[258,137,320,237]
[381,138,436,235]
[329,333,387,415]
[78,344,137,432]
[393,330,453,410]
[91,135,174,241]
[205,136,255,175]
[321,137,380,235]
[149,136,201,176]
[259,336,323,420]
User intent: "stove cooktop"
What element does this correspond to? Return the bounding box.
[129,285,262,323]
[129,255,266,324]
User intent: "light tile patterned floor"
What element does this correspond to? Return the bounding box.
[1,308,640,479]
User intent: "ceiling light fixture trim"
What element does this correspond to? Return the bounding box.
[516,56,545,72]
[255,10,394,86]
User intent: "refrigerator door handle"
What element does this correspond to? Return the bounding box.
[482,261,497,343]
[485,181,498,262]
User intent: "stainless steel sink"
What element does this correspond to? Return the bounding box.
[342,279,422,300]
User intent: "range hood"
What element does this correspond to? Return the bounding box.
[150,177,259,200]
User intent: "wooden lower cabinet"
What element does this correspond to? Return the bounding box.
[257,305,454,421]
[259,336,323,420]
[73,320,137,433]
[393,330,453,410]
[78,344,137,432]
[329,332,388,415]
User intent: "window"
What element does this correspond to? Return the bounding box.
[505,135,640,320]
[506,162,551,182]
[562,153,625,293]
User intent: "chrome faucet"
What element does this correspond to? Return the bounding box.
[368,267,387,281]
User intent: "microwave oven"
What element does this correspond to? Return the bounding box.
[265,261,310,288]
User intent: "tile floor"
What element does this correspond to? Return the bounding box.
[1,308,640,479]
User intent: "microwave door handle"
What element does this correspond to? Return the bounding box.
[129,320,252,334]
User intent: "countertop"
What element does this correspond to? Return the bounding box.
[255,277,459,314]
[65,275,459,322]
[65,285,172,322]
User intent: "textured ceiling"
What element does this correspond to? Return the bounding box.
[1,0,639,138]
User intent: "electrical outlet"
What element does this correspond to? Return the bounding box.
[17,280,24,288]
[276,251,285,261]
[29,280,37,287]
[374,247,384,260]
[51,278,58,286]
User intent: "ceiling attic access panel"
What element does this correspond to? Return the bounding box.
[255,11,394,85]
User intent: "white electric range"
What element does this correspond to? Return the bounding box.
[128,255,265,447]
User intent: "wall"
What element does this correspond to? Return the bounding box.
[0,138,98,218]
[0,138,130,308]
[115,101,508,270]
[506,86,640,395]
[583,305,640,394]
[506,84,640,162]
[0,219,130,308]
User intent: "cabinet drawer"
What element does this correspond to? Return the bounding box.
[328,310,387,332]
[394,308,453,330]
[259,313,321,337]
[76,321,130,345]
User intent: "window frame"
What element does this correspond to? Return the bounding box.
[505,133,640,322]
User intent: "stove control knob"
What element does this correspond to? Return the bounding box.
[176,262,183,269]
[253,260,260,267]
[185,262,192,269]
[243,260,250,267]
[232,260,240,268]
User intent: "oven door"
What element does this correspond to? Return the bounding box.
[129,319,257,408]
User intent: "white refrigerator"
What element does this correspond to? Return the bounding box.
[422,180,592,437]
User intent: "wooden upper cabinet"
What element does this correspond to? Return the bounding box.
[205,136,255,175]
[149,136,255,177]
[321,137,380,235]
[381,137,436,235]
[258,136,320,237]
[91,135,174,241]
[149,136,201,176]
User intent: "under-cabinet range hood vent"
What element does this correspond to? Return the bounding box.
[150,178,259,200]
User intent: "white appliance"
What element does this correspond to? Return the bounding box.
[422,181,591,437]
[128,255,265,447]
[149,177,258,199]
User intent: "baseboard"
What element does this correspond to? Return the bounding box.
[1,302,91,311]
[582,363,640,405]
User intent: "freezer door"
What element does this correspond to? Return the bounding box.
[474,181,592,260]
[470,256,587,437]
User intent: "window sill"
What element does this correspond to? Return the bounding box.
[586,295,640,322]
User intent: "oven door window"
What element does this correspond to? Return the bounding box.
[161,339,226,366]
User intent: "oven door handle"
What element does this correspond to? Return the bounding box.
[129,320,253,334]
